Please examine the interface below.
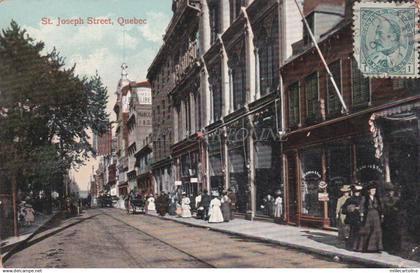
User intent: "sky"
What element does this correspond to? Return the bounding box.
[0,0,172,191]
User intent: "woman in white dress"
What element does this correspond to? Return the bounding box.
[147,194,156,212]
[181,193,192,218]
[274,190,283,223]
[208,193,224,223]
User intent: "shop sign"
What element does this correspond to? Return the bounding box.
[175,180,182,186]
[356,164,383,174]
[190,177,198,183]
[318,192,329,202]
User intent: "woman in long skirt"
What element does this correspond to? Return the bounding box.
[220,191,231,222]
[181,193,192,218]
[356,181,383,252]
[209,193,224,223]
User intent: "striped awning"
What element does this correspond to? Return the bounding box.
[369,101,420,158]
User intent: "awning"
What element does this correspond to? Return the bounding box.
[369,101,420,158]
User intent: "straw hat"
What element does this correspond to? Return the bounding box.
[340,185,351,192]
[351,182,363,191]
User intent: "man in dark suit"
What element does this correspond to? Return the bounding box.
[201,189,211,220]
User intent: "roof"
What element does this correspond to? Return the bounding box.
[282,19,351,68]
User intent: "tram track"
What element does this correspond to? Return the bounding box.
[101,210,217,268]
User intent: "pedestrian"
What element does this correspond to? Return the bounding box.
[356,181,384,253]
[24,204,35,226]
[209,192,224,223]
[263,194,275,217]
[146,194,156,213]
[382,183,401,252]
[336,185,351,244]
[227,189,237,220]
[274,190,283,223]
[220,191,231,222]
[201,189,211,220]
[342,182,363,250]
[168,193,177,216]
[156,192,169,217]
[181,192,192,218]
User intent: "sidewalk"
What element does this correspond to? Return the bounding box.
[1,210,59,260]
[144,211,420,268]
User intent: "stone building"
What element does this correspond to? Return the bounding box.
[147,0,302,220]
[126,81,152,192]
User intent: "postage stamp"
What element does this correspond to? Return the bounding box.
[353,1,419,78]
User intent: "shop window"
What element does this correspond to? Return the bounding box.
[288,82,300,128]
[355,137,384,194]
[326,141,352,227]
[327,60,342,117]
[300,147,323,217]
[351,58,370,108]
[305,73,320,123]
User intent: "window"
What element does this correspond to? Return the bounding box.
[351,58,370,108]
[257,13,279,96]
[303,13,315,45]
[288,82,300,128]
[229,40,246,110]
[230,0,245,23]
[209,62,222,121]
[209,0,219,44]
[327,60,342,116]
[305,73,319,122]
[300,147,323,217]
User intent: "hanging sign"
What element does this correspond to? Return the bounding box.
[175,180,182,186]
[318,192,329,202]
[190,177,198,183]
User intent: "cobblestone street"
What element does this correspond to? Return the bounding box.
[4,208,361,268]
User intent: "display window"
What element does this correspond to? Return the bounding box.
[300,147,323,217]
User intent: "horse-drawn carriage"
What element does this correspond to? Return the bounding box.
[125,196,145,214]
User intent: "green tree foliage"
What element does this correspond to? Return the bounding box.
[0,21,109,196]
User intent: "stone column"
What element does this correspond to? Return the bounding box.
[181,99,186,139]
[244,14,256,104]
[173,104,179,143]
[247,121,256,220]
[221,48,230,117]
[190,92,196,134]
[220,0,230,32]
[222,129,230,190]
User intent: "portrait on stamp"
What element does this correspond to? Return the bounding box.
[353,2,419,78]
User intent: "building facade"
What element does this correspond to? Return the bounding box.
[282,0,420,253]
[147,0,302,220]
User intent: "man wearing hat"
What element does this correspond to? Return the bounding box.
[336,185,351,243]
[341,182,364,250]
[382,182,401,252]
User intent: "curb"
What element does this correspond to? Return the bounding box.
[142,212,411,268]
[1,211,61,262]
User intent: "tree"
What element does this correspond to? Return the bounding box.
[0,21,109,208]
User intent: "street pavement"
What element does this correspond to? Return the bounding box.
[4,208,360,268]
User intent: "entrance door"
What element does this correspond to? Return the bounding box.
[287,153,298,224]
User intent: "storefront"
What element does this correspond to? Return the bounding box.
[283,112,386,227]
[208,131,224,192]
[369,101,420,254]
[253,107,282,218]
[227,119,248,213]
[180,150,201,195]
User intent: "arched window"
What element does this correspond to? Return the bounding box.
[256,13,279,96]
[229,47,245,110]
